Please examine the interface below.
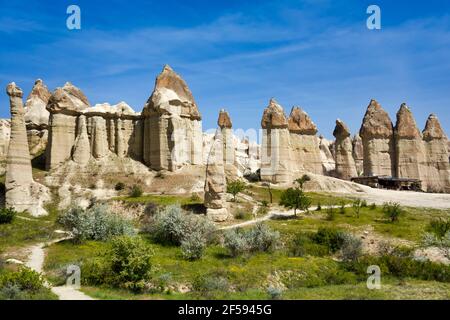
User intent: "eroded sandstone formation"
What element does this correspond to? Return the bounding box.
[394,104,425,181]
[333,119,357,180]
[142,65,202,171]
[260,99,291,183]
[72,115,90,166]
[288,107,323,175]
[204,129,229,222]
[359,99,395,177]
[319,135,335,175]
[24,79,51,158]
[0,119,10,162]
[45,81,143,170]
[5,83,49,216]
[352,134,364,175]
[422,114,450,192]
[218,109,236,176]
[46,82,91,169]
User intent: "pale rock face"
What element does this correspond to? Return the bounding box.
[287,106,318,135]
[422,114,450,192]
[352,134,364,175]
[394,104,426,181]
[142,65,202,171]
[72,115,90,166]
[0,119,11,161]
[359,100,395,176]
[261,98,288,129]
[5,83,50,216]
[46,82,90,170]
[24,79,51,127]
[333,119,357,180]
[204,129,229,222]
[319,136,335,175]
[24,79,51,158]
[90,116,109,159]
[260,99,291,183]
[218,109,236,176]
[288,107,323,175]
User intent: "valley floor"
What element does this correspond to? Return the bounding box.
[1,187,450,300]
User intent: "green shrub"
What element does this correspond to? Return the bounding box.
[58,204,136,243]
[352,199,363,218]
[114,182,125,191]
[0,267,53,300]
[312,227,346,253]
[223,223,279,256]
[227,180,247,201]
[340,234,363,262]
[83,236,154,292]
[129,185,143,198]
[246,223,280,252]
[369,203,377,210]
[361,200,368,207]
[189,193,201,203]
[193,273,230,296]
[339,202,346,214]
[267,285,283,300]
[326,206,336,221]
[344,253,450,283]
[382,202,403,222]
[223,229,250,257]
[147,205,216,247]
[0,207,16,224]
[427,218,450,239]
[234,210,252,220]
[181,232,207,260]
[289,233,328,257]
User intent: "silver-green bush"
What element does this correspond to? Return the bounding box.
[58,204,136,242]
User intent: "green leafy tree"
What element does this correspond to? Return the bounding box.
[279,176,312,216]
[227,180,247,202]
[279,186,311,216]
[295,174,311,189]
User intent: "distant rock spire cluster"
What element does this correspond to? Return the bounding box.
[2,65,449,216]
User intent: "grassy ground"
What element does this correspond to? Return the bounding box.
[268,205,450,242]
[113,194,203,206]
[0,203,60,255]
[244,185,353,206]
[44,225,450,300]
[45,200,450,299]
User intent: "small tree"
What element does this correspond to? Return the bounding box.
[279,187,311,216]
[382,202,403,222]
[352,199,363,218]
[295,174,311,189]
[227,180,247,202]
[262,183,273,204]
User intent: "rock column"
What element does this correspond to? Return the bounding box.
[5,83,49,216]
[359,99,395,177]
[333,119,357,180]
[260,99,291,183]
[204,129,229,222]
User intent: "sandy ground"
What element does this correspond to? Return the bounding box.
[356,187,450,209]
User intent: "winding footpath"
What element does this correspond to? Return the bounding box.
[220,204,350,230]
[25,239,94,300]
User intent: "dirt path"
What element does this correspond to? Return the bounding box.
[24,239,94,300]
[220,204,348,230]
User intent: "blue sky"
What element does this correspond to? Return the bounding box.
[1,0,449,139]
